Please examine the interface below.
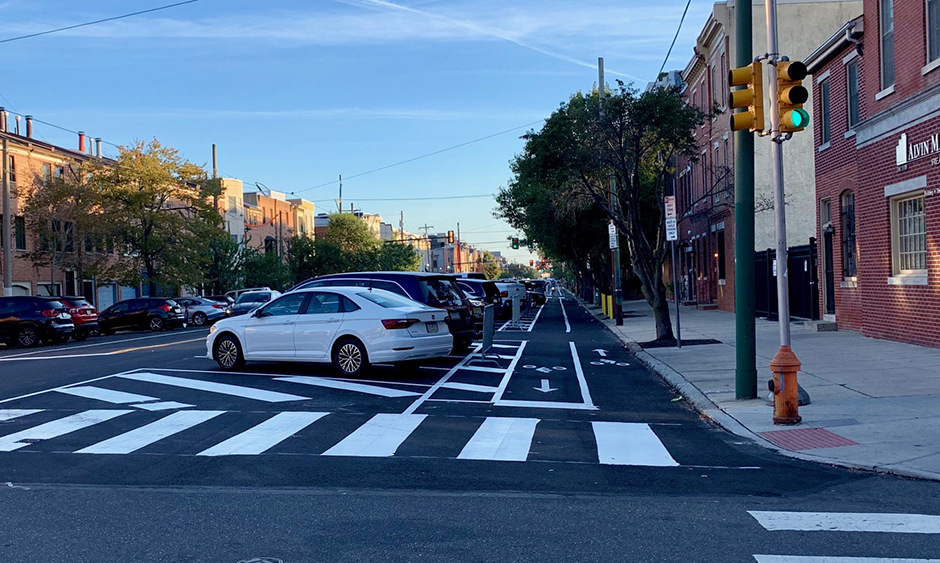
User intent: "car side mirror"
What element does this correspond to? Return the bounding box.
[252,309,264,318]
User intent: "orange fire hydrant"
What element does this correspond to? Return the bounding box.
[770,345,802,425]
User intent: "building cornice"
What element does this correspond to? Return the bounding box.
[804,16,864,74]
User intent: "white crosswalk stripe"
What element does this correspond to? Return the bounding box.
[0,410,132,452]
[0,407,683,464]
[752,510,940,562]
[458,417,538,461]
[118,372,308,403]
[198,411,329,456]
[77,410,225,454]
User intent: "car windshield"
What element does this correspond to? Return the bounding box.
[236,292,269,304]
[356,291,421,309]
[420,278,464,307]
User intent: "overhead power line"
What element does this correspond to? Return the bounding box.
[657,0,693,80]
[0,0,202,45]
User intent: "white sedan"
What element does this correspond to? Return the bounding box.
[206,287,453,376]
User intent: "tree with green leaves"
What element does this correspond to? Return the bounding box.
[92,140,225,296]
[243,246,291,290]
[482,251,502,280]
[498,84,707,343]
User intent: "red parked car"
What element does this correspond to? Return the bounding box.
[57,296,99,341]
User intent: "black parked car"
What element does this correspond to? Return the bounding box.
[98,298,185,334]
[289,271,475,352]
[455,278,503,323]
[524,279,548,306]
[0,296,74,347]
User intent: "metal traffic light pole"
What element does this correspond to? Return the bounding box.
[765,0,802,424]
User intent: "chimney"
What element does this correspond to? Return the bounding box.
[14,115,20,136]
[78,131,86,153]
[95,138,102,158]
[25,115,32,138]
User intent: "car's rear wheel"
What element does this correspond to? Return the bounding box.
[333,337,369,377]
[148,316,164,332]
[72,331,89,342]
[192,312,208,326]
[16,325,39,348]
[214,334,244,370]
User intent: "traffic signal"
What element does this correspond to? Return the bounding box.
[529,259,534,266]
[511,237,519,249]
[728,61,764,132]
[447,230,455,244]
[776,60,810,133]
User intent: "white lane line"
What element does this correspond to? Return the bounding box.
[141,368,434,388]
[569,342,596,409]
[527,305,545,332]
[274,376,420,398]
[457,365,508,373]
[560,297,571,333]
[130,401,194,411]
[754,556,940,562]
[592,421,679,467]
[198,411,328,456]
[458,417,539,461]
[76,410,225,454]
[441,382,499,393]
[0,337,205,362]
[322,413,426,457]
[0,410,132,452]
[494,400,598,411]
[749,511,940,534]
[491,344,519,349]
[490,341,529,403]
[0,330,205,360]
[0,409,43,422]
[118,372,308,403]
[402,347,484,415]
[57,386,159,405]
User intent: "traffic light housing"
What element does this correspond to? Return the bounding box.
[511,237,519,249]
[529,259,534,267]
[776,61,810,133]
[728,62,764,132]
[447,230,455,244]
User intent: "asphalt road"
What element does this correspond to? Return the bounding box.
[0,295,938,562]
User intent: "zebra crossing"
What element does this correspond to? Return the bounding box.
[751,510,940,562]
[0,408,681,465]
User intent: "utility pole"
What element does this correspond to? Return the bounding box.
[400,211,404,242]
[598,57,623,326]
[456,222,461,273]
[2,138,11,296]
[337,174,342,213]
[420,224,434,272]
[765,0,802,425]
[734,0,758,399]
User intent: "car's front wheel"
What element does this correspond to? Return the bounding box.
[148,316,164,332]
[214,334,244,371]
[192,312,208,326]
[332,337,369,377]
[16,325,39,348]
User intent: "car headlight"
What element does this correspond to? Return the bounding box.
[209,325,218,334]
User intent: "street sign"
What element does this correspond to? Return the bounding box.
[608,221,618,249]
[665,217,678,241]
[664,195,676,219]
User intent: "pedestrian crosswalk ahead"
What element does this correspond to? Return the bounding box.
[0,408,682,466]
[751,510,940,562]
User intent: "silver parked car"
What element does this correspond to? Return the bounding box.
[175,297,227,327]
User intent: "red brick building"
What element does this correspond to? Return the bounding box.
[807,1,940,347]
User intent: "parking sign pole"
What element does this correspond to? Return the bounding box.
[664,195,679,348]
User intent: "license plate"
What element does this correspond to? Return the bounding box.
[449,311,460,320]
[426,322,438,333]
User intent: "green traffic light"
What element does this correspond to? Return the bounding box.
[792,108,809,128]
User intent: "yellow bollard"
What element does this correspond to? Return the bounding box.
[607,295,613,319]
[601,294,607,316]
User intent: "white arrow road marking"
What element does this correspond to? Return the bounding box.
[534,379,557,393]
[749,511,940,534]
[593,349,608,357]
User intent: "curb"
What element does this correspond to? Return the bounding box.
[571,294,940,483]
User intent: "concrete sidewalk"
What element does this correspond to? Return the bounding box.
[583,297,940,481]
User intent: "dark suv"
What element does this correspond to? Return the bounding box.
[455,278,503,323]
[289,271,475,351]
[98,298,185,334]
[0,296,74,347]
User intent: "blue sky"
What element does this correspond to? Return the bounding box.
[0,0,710,264]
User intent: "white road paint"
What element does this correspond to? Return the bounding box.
[493,399,598,411]
[130,401,194,411]
[0,337,205,362]
[402,344,494,415]
[275,376,421,398]
[754,557,940,562]
[0,409,43,422]
[458,417,538,461]
[441,382,499,393]
[77,410,225,454]
[0,330,205,360]
[569,342,596,409]
[749,512,940,534]
[322,413,426,457]
[490,341,530,404]
[0,410,132,452]
[198,411,329,456]
[591,421,679,467]
[526,304,545,332]
[119,372,308,403]
[491,344,519,349]
[560,297,571,333]
[58,386,159,405]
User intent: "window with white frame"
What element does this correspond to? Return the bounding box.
[892,194,927,274]
[847,60,860,128]
[821,78,831,144]
[880,0,895,89]
[929,0,940,63]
